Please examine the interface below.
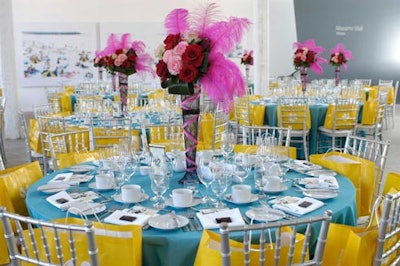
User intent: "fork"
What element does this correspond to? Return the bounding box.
[96,205,122,221]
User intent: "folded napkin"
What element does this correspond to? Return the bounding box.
[196,208,245,229]
[271,196,324,217]
[46,191,76,211]
[294,160,319,169]
[300,175,339,189]
[67,174,94,185]
[104,208,155,226]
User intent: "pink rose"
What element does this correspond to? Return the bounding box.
[166,55,182,75]
[163,50,173,64]
[114,53,127,66]
[173,41,188,56]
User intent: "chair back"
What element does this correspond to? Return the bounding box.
[241,125,291,147]
[234,96,251,127]
[33,103,60,118]
[219,210,332,266]
[47,128,93,170]
[90,117,133,149]
[37,115,67,174]
[0,207,99,266]
[278,97,310,131]
[374,191,400,266]
[343,134,390,212]
[198,106,229,151]
[354,79,372,86]
[324,97,360,130]
[378,79,393,86]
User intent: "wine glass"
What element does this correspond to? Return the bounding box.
[254,157,267,200]
[210,162,231,208]
[123,155,138,183]
[196,156,215,206]
[149,170,169,210]
[233,153,251,184]
[220,132,234,160]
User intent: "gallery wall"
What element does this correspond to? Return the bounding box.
[11,0,297,111]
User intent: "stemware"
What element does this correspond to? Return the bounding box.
[122,155,138,183]
[149,169,169,210]
[220,132,234,160]
[210,161,231,208]
[196,156,215,205]
[254,157,267,199]
[233,153,251,184]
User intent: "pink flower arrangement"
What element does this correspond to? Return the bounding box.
[241,50,254,65]
[155,2,251,108]
[329,43,352,70]
[94,33,154,77]
[293,39,327,75]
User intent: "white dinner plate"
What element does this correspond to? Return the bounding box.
[263,184,289,194]
[68,202,106,216]
[165,197,202,208]
[112,193,149,204]
[88,182,115,191]
[246,208,286,222]
[306,169,337,177]
[68,165,95,174]
[37,183,71,194]
[148,214,189,230]
[224,194,259,205]
[302,190,339,200]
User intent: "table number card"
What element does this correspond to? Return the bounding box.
[149,144,166,168]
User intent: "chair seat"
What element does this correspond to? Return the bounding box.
[318,126,354,137]
[289,129,310,137]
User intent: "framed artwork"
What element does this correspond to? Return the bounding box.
[15,23,98,87]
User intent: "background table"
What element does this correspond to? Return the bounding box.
[26,161,357,266]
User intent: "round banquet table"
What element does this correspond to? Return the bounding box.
[26,161,357,266]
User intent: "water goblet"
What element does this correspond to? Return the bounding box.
[210,173,230,209]
[184,179,200,198]
[220,132,234,161]
[149,170,169,210]
[233,153,251,184]
[196,156,216,206]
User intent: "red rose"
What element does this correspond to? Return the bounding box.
[179,65,198,83]
[105,57,114,67]
[164,34,181,50]
[115,49,123,55]
[128,54,137,62]
[122,60,130,68]
[156,60,169,81]
[306,51,315,64]
[181,44,204,67]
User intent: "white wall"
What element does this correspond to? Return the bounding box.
[11,0,296,111]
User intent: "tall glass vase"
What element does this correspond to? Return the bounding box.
[118,73,129,115]
[335,66,341,86]
[179,84,201,183]
[300,66,308,93]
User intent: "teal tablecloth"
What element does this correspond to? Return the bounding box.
[26,162,357,266]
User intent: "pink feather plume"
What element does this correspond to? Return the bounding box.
[164,8,190,35]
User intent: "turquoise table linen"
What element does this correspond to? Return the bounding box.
[26,162,356,266]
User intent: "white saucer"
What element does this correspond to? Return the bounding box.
[263,184,289,193]
[68,165,95,174]
[246,208,286,222]
[302,190,339,200]
[88,182,115,191]
[112,193,149,204]
[148,214,189,230]
[68,203,106,216]
[224,194,259,205]
[165,198,202,208]
[37,183,71,194]
[306,169,337,177]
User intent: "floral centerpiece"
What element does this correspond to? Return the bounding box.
[329,43,353,86]
[155,2,251,181]
[241,50,254,65]
[241,49,253,82]
[293,39,327,92]
[93,33,154,113]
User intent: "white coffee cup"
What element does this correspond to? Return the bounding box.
[172,188,193,207]
[231,184,252,203]
[121,184,144,203]
[264,176,281,191]
[95,174,114,189]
